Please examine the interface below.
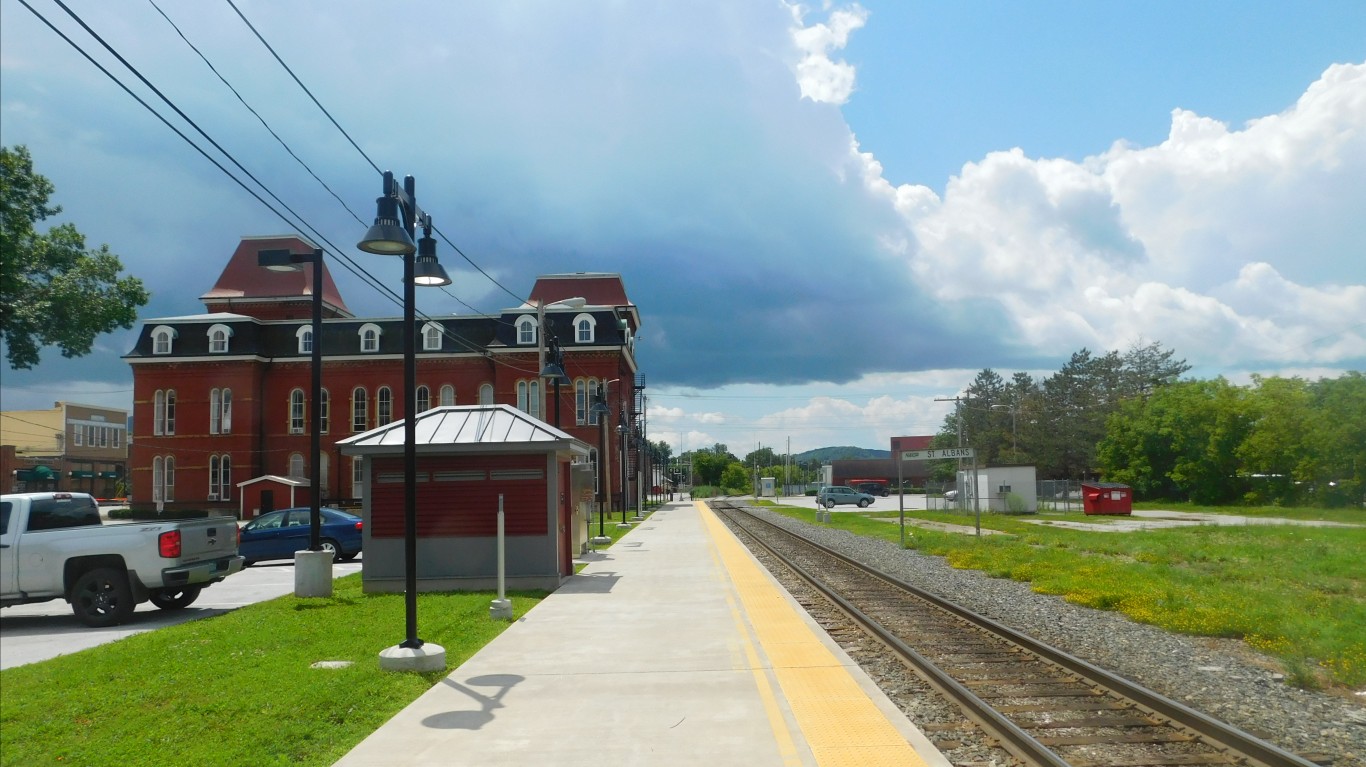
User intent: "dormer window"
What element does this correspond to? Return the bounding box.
[207,323,233,353]
[358,323,382,353]
[152,325,177,355]
[296,326,313,354]
[422,322,443,351]
[573,313,596,343]
[515,316,537,345]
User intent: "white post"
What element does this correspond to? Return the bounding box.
[490,494,513,619]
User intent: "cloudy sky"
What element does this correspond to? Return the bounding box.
[2,1,1363,456]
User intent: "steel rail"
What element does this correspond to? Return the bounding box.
[717,501,1320,767]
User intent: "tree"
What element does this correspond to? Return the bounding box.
[1,145,148,370]
[720,462,750,494]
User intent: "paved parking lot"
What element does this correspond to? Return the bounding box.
[0,558,362,670]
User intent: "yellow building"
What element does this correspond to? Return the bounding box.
[0,401,129,497]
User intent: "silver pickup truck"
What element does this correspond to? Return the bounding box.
[1,492,244,627]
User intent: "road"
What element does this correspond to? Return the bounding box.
[0,558,363,670]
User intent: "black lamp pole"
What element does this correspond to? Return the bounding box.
[358,171,451,651]
[257,247,324,551]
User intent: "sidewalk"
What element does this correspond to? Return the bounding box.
[333,499,947,767]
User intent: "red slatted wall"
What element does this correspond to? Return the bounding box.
[369,454,549,537]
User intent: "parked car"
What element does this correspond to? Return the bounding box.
[1,491,243,627]
[239,507,362,565]
[853,482,890,497]
[816,486,875,509]
[943,489,959,502]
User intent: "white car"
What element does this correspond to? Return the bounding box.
[943,489,959,502]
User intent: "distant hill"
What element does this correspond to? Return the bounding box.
[794,446,890,462]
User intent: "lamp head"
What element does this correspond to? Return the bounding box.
[257,249,304,272]
[358,195,416,255]
[540,361,570,385]
[411,233,452,286]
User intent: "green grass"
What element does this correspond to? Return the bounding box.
[0,575,547,767]
[763,501,1366,689]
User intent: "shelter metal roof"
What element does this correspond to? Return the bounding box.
[337,405,588,457]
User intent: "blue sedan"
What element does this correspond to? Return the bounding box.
[239,507,363,564]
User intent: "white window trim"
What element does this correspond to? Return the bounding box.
[515,316,537,346]
[358,322,382,353]
[479,383,494,405]
[440,384,455,406]
[207,323,233,353]
[152,325,177,355]
[422,321,443,351]
[572,313,596,343]
[296,325,313,354]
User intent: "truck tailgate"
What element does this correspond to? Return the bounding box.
[175,517,239,562]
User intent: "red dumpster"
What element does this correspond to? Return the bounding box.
[1081,482,1132,515]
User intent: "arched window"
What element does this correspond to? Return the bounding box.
[516,380,541,418]
[209,455,232,500]
[164,456,175,502]
[296,326,313,354]
[289,389,306,434]
[479,383,494,405]
[377,386,393,426]
[358,323,382,353]
[288,452,305,479]
[515,316,537,345]
[219,455,231,501]
[588,379,601,425]
[207,323,233,353]
[573,313,596,343]
[352,387,368,432]
[417,385,431,413]
[221,388,232,434]
[154,390,165,436]
[211,389,222,434]
[575,379,588,425]
[440,384,455,406]
[319,388,329,433]
[152,456,164,502]
[422,322,443,351]
[164,390,176,435]
[152,325,177,355]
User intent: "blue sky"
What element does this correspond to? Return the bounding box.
[2,1,1363,456]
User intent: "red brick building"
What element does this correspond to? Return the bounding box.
[125,235,643,517]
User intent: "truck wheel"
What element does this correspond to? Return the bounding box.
[149,586,202,610]
[71,567,135,627]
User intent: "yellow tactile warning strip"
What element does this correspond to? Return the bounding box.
[697,502,930,767]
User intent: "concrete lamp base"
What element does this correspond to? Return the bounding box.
[489,598,513,620]
[591,536,612,545]
[616,522,633,529]
[294,550,334,598]
[378,643,447,673]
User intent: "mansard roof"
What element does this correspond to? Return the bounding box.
[201,235,351,318]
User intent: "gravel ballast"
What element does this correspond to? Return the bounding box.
[738,503,1366,767]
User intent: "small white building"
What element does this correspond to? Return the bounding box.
[956,465,1038,513]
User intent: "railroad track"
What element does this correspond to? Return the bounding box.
[712,500,1323,767]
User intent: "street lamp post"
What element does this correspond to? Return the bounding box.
[258,246,331,598]
[539,335,569,428]
[358,171,452,672]
[590,379,618,542]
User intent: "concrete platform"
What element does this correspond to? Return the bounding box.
[334,500,950,767]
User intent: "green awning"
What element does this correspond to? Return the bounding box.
[70,470,95,478]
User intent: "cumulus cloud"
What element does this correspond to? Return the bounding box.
[787,2,868,104]
[886,62,1366,371]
